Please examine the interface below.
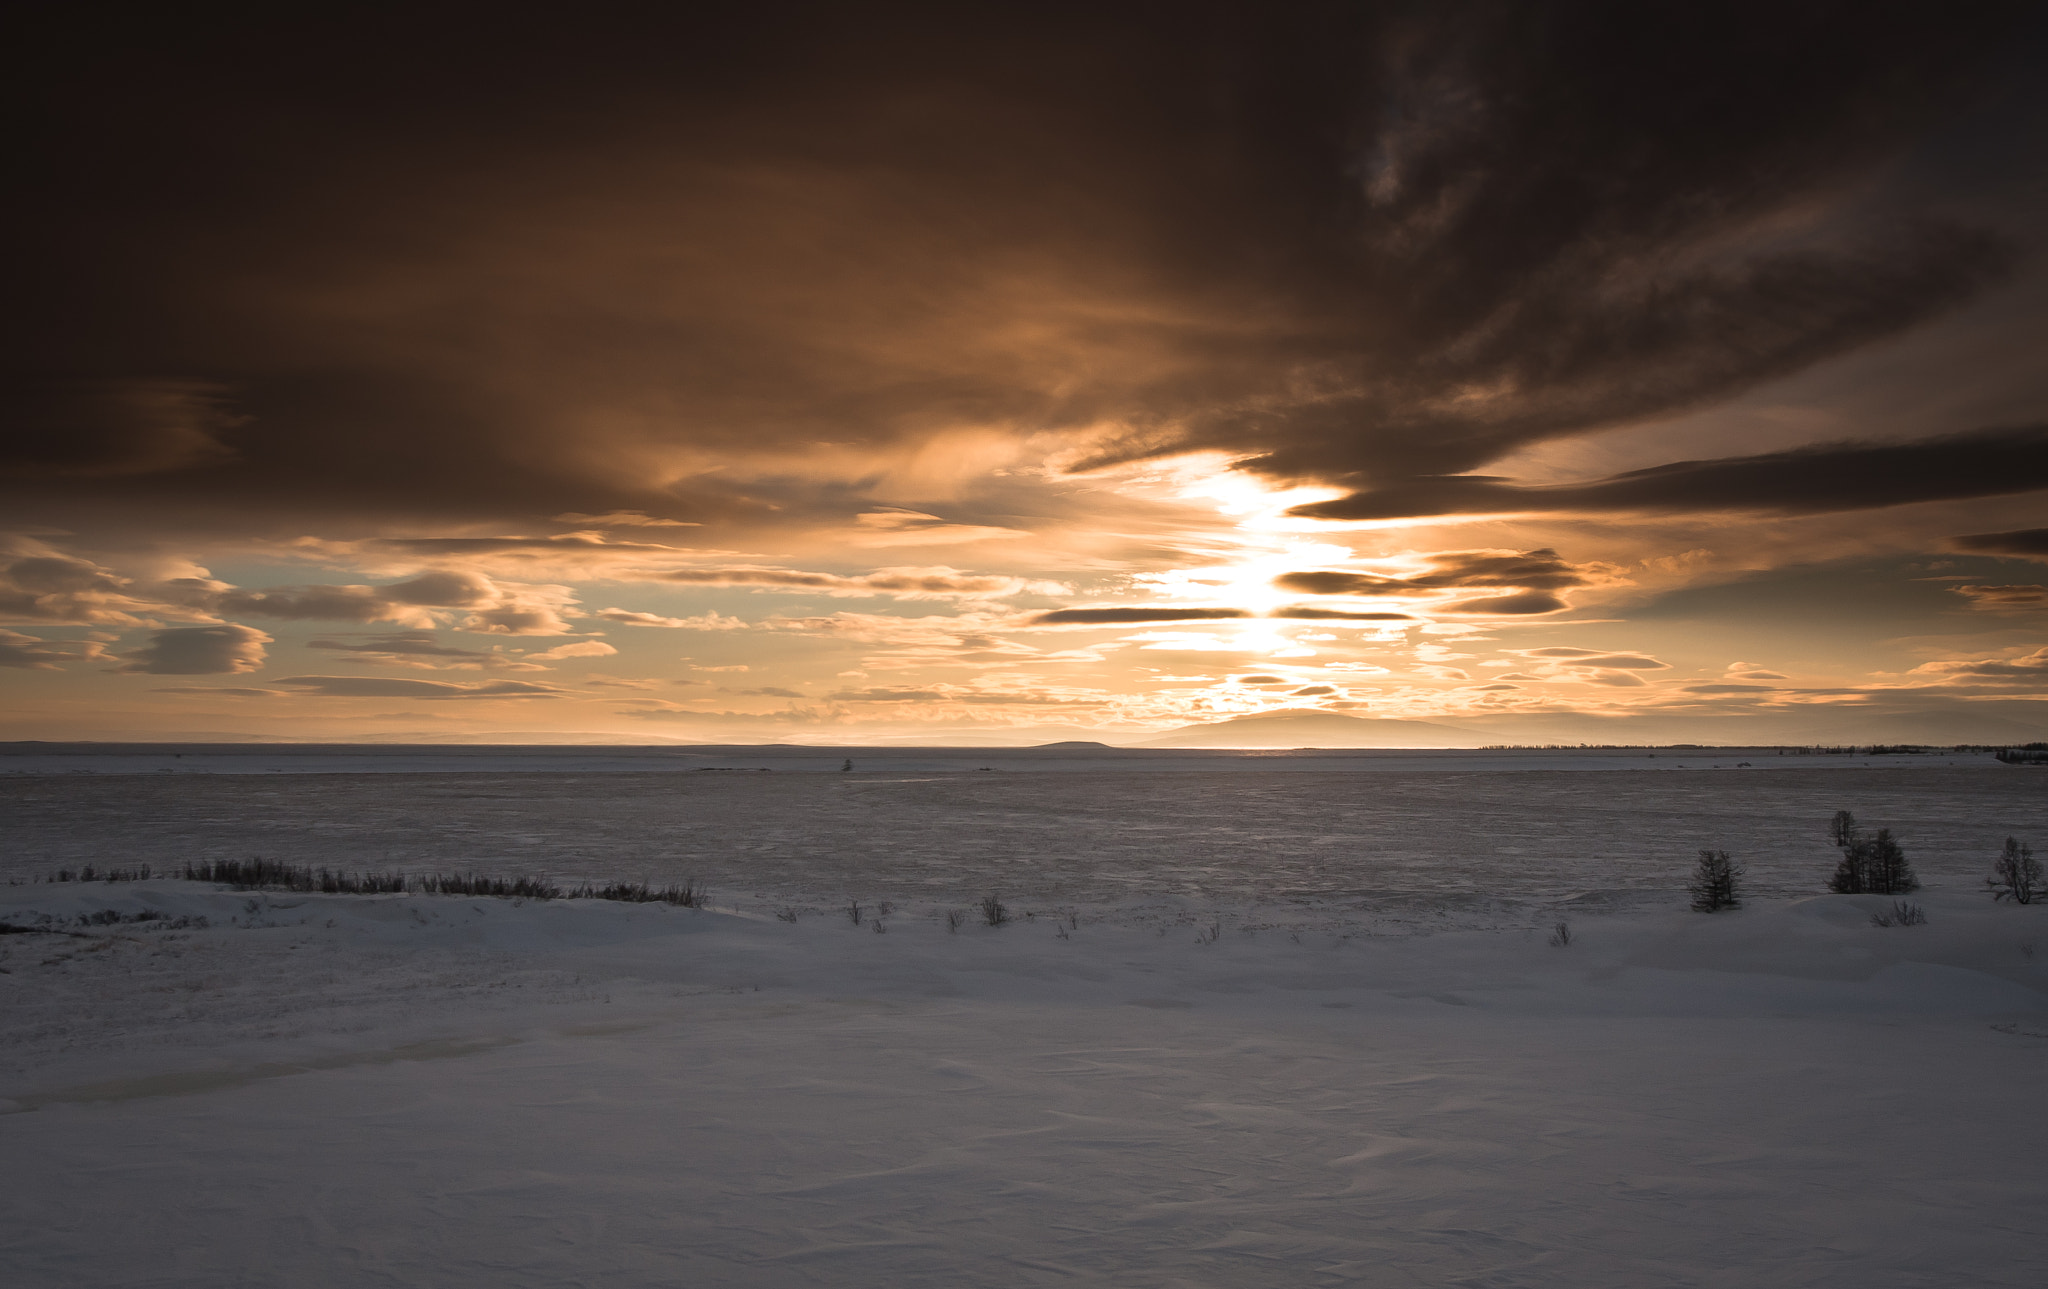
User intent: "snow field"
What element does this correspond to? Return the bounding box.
[4,876,2046,1287]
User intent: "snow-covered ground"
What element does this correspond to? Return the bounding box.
[4,756,2046,1286]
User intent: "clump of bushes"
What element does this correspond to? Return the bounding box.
[1689,849,1743,912]
[420,872,563,899]
[565,880,703,907]
[1824,812,1918,895]
[151,859,706,907]
[183,858,409,894]
[979,894,1010,927]
[34,865,154,883]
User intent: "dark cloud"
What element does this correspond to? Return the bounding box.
[1277,549,1589,595]
[362,536,696,560]
[553,511,701,528]
[1447,591,1567,616]
[1519,649,1668,670]
[0,629,84,670]
[2,4,2033,536]
[1951,528,2048,559]
[1267,607,1412,621]
[1951,584,2048,609]
[270,676,568,699]
[1908,647,2048,687]
[1291,425,2048,520]
[200,585,405,622]
[663,568,1041,600]
[0,552,155,625]
[1289,685,1337,696]
[8,556,128,596]
[112,624,270,675]
[0,380,241,478]
[1273,548,1587,611]
[169,571,497,622]
[1683,683,1779,693]
[1273,573,1398,595]
[1234,675,1289,685]
[158,570,576,635]
[306,632,494,658]
[1571,655,1669,673]
[1508,648,1671,685]
[377,572,502,606]
[1030,607,1253,625]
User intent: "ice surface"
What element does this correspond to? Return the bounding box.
[5,752,2041,933]
[3,753,2046,1286]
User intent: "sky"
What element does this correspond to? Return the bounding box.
[5,2,2047,746]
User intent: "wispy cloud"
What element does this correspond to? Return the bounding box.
[271,676,574,700]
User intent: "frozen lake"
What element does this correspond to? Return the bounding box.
[4,747,2040,933]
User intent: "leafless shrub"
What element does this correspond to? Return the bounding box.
[979,894,1009,927]
[846,899,862,926]
[1194,919,1222,945]
[945,909,964,933]
[1548,921,1573,947]
[1869,900,1928,927]
[774,907,799,923]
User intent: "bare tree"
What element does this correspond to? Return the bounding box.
[1988,836,2041,904]
[1689,849,1743,911]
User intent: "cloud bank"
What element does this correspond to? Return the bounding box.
[3,4,2033,539]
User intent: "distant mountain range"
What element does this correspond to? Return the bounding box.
[1117,703,2045,750]
[1131,709,1485,749]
